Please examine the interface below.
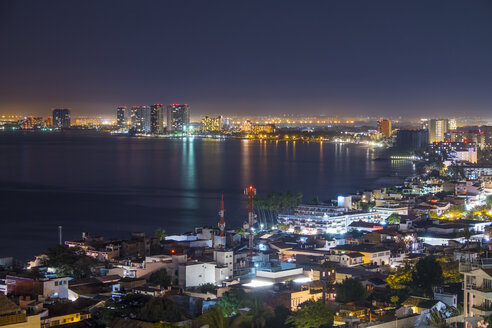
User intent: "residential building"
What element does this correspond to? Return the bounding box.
[116,106,126,130]
[52,108,71,129]
[179,262,216,288]
[213,250,234,282]
[251,124,275,134]
[377,118,392,138]
[150,104,164,134]
[278,204,383,234]
[241,120,252,132]
[130,106,151,133]
[394,129,429,152]
[373,202,409,219]
[201,116,222,132]
[461,262,492,319]
[0,294,41,328]
[166,104,190,133]
[453,145,478,163]
[428,119,449,143]
[271,284,324,311]
[330,244,391,266]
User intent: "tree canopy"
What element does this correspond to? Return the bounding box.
[360,201,376,211]
[255,191,303,213]
[438,258,461,283]
[386,263,413,289]
[154,227,166,241]
[387,213,401,224]
[198,306,247,328]
[217,289,246,317]
[412,256,443,296]
[200,283,217,294]
[277,223,290,232]
[95,294,182,326]
[335,278,367,303]
[486,195,492,207]
[148,268,171,289]
[139,297,183,322]
[285,300,334,328]
[267,306,292,328]
[43,245,97,278]
[241,295,272,328]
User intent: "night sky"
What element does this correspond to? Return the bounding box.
[0,1,491,117]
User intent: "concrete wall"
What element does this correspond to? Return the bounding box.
[360,315,418,328]
[43,278,69,299]
[256,268,303,280]
[182,263,216,288]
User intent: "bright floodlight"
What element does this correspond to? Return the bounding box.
[293,277,312,283]
[243,279,274,288]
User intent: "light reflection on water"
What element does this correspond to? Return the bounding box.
[0,133,414,259]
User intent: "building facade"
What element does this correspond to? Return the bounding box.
[252,124,275,134]
[116,106,126,130]
[201,116,222,132]
[52,109,71,129]
[395,129,429,152]
[166,104,190,133]
[377,118,392,138]
[428,119,449,143]
[278,204,383,234]
[130,106,151,133]
[150,104,164,134]
[461,264,492,319]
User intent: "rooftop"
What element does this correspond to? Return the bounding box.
[331,244,389,253]
[0,294,20,316]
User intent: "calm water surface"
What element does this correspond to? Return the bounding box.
[0,132,414,259]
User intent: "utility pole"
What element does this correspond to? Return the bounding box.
[58,225,63,246]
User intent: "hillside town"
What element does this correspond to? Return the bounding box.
[1,133,492,328]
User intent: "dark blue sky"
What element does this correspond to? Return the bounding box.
[0,1,491,117]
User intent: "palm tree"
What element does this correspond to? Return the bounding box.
[197,307,246,328]
[241,296,272,328]
[390,295,399,308]
[154,227,166,241]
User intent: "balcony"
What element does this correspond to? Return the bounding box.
[472,304,492,317]
[459,262,480,273]
[473,286,492,293]
[0,313,27,326]
[470,285,492,298]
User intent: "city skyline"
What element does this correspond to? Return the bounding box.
[1,1,492,117]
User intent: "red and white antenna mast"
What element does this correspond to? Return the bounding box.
[218,194,226,248]
[244,186,257,255]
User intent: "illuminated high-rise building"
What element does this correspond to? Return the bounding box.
[23,116,33,129]
[166,104,190,133]
[32,117,44,128]
[395,129,429,152]
[448,119,457,131]
[116,106,127,130]
[130,106,151,133]
[44,117,53,127]
[252,124,275,134]
[150,104,165,134]
[428,119,448,143]
[377,118,392,138]
[241,120,252,132]
[52,108,71,129]
[201,116,222,132]
[222,117,232,130]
